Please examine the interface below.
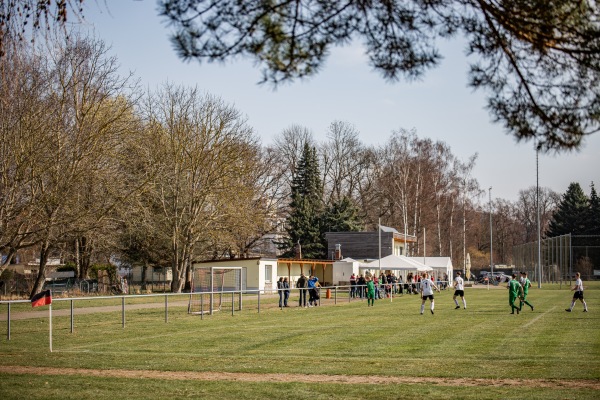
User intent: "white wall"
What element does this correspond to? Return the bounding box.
[332,261,357,285]
[192,258,278,293]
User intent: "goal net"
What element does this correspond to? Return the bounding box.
[188,267,244,315]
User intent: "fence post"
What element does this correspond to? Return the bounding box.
[200,294,204,320]
[258,291,261,313]
[121,297,125,329]
[334,286,337,305]
[165,295,168,324]
[7,303,10,341]
[232,291,235,316]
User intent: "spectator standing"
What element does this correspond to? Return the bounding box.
[380,272,387,297]
[297,273,308,307]
[277,277,284,308]
[390,273,397,294]
[397,275,403,295]
[283,277,290,307]
[373,275,381,299]
[308,275,320,306]
[566,272,588,312]
[357,274,366,298]
[350,273,357,298]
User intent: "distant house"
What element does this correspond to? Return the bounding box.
[129,265,173,285]
[325,225,417,260]
[192,225,455,292]
[192,257,334,293]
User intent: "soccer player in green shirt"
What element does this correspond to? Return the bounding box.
[366,277,376,307]
[519,271,534,311]
[507,273,523,314]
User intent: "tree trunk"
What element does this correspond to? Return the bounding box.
[75,238,81,278]
[141,262,148,291]
[0,248,16,276]
[30,240,51,298]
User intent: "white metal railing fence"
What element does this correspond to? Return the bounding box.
[0,282,453,351]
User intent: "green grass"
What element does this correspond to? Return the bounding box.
[1,282,599,399]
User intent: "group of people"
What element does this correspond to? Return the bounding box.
[506,271,536,314]
[416,271,465,315]
[276,277,290,307]
[281,269,589,315]
[294,273,321,307]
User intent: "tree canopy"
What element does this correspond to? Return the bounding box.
[546,182,592,237]
[157,0,600,152]
[3,1,598,151]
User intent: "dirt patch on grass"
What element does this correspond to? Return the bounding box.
[1,365,598,390]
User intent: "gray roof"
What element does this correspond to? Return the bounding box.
[379,225,399,233]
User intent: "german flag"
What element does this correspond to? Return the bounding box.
[31,290,52,308]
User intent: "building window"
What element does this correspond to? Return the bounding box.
[265,264,272,282]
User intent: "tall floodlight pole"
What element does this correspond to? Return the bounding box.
[536,147,542,288]
[463,178,467,278]
[489,187,493,276]
[423,227,426,265]
[378,218,381,271]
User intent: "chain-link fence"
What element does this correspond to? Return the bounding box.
[513,234,600,283]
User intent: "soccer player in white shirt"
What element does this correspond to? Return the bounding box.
[566,272,588,312]
[420,272,440,315]
[453,271,466,310]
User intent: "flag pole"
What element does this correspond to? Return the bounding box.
[49,303,53,353]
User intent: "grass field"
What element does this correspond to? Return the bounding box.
[0,282,599,399]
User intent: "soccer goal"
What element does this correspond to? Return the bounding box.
[188,267,244,315]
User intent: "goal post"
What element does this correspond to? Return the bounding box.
[188,266,244,315]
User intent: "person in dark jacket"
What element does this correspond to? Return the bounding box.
[357,274,366,298]
[297,273,308,307]
[283,277,290,307]
[277,277,284,307]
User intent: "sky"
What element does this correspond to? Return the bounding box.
[79,1,599,203]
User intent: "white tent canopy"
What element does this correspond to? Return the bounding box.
[340,257,373,268]
[409,257,454,284]
[362,255,432,272]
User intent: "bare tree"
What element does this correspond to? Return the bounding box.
[0,39,48,272]
[0,1,86,57]
[455,154,481,274]
[320,121,366,204]
[272,124,314,188]
[514,186,560,242]
[26,35,138,296]
[1,35,138,297]
[138,84,258,292]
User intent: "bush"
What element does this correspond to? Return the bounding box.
[89,264,118,283]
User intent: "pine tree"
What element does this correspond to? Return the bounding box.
[321,197,363,233]
[280,143,324,259]
[546,182,589,237]
[586,182,600,235]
